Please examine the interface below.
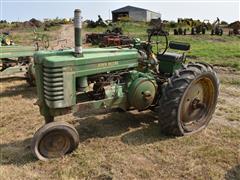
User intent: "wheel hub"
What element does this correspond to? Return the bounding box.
[39,131,71,158]
[191,98,205,110]
[179,76,215,132]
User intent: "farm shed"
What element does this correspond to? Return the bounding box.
[112,6,161,22]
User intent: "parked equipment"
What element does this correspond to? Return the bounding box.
[0,30,49,85]
[0,32,14,46]
[191,20,210,35]
[174,19,210,35]
[100,35,133,47]
[86,27,133,47]
[85,15,108,28]
[173,18,192,35]
[228,21,240,36]
[32,9,220,160]
[211,18,223,36]
[0,45,35,84]
[148,18,169,36]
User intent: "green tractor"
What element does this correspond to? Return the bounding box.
[0,29,49,85]
[32,9,219,160]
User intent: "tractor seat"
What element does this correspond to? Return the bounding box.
[157,52,184,63]
[157,41,190,63]
[157,41,190,74]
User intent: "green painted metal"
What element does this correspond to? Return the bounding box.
[0,45,35,78]
[0,65,28,76]
[34,9,184,121]
[34,48,139,67]
[128,77,157,110]
[34,47,141,119]
[0,45,35,59]
[34,45,184,120]
[159,60,182,74]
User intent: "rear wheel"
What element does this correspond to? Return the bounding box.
[158,62,219,136]
[31,122,79,161]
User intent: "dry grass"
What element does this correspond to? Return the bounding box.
[0,26,240,179]
[0,71,240,179]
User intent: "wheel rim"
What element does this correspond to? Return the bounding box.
[179,75,216,132]
[39,130,71,158]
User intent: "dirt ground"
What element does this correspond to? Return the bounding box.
[0,25,240,179]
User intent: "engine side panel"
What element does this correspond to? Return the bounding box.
[34,48,140,115]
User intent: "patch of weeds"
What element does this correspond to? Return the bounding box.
[218,106,234,114]
[226,114,240,121]
[217,104,240,122]
[136,168,153,179]
[221,78,240,86]
[179,135,198,146]
[193,145,237,165]
[220,126,240,139]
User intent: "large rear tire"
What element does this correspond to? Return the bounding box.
[31,122,79,161]
[158,62,219,136]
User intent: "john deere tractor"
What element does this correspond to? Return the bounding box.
[32,10,219,160]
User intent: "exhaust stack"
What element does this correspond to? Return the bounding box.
[74,9,83,57]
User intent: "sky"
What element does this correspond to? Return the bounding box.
[0,0,240,23]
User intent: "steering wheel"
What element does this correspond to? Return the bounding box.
[147,29,168,55]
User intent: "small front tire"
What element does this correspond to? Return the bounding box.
[31,121,79,161]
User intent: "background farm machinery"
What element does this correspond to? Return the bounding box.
[191,20,211,35]
[31,9,219,161]
[172,18,226,36]
[228,21,240,36]
[0,45,35,83]
[0,30,49,85]
[85,15,109,28]
[85,27,133,47]
[173,18,211,35]
[211,18,223,36]
[149,18,169,36]
[0,32,14,46]
[86,18,168,47]
[173,18,190,35]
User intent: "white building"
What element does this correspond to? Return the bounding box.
[112,6,161,22]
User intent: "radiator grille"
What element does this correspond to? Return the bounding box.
[43,66,64,101]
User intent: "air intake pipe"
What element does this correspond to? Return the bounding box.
[74,9,87,91]
[74,9,83,57]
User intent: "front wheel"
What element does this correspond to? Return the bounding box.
[31,122,79,161]
[158,62,219,136]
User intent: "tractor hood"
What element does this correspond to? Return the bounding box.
[34,47,140,71]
